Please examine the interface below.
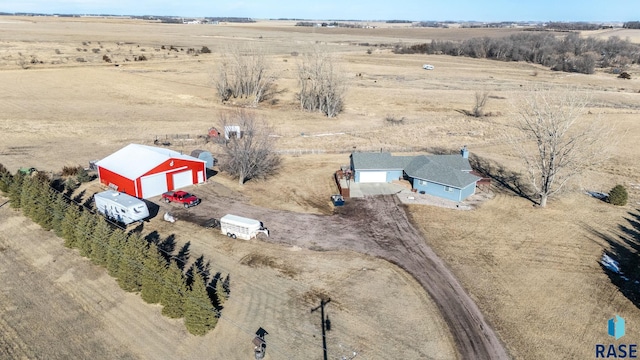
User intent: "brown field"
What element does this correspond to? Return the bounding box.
[1,17,640,360]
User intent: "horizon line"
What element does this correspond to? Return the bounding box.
[0,12,633,24]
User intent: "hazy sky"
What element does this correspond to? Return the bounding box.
[2,0,639,22]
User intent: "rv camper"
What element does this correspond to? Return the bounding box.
[94,190,149,225]
[220,214,269,240]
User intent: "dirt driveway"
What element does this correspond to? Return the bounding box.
[165,184,510,360]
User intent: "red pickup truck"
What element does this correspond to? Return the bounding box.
[161,191,201,208]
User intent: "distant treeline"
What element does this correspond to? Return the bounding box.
[623,21,640,29]
[386,20,412,23]
[295,21,367,28]
[393,32,640,74]
[544,22,608,31]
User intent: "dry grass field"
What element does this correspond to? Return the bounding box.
[1,16,640,359]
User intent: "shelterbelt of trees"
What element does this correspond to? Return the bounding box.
[393,32,640,74]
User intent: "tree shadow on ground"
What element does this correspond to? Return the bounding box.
[158,234,176,263]
[583,209,640,308]
[468,154,537,204]
[72,189,86,204]
[175,241,191,271]
[208,272,226,311]
[185,255,210,288]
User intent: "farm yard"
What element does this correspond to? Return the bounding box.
[1,16,640,360]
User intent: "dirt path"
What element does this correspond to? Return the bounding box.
[172,187,511,360]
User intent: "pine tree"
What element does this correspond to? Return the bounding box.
[76,211,97,256]
[90,217,112,266]
[61,204,81,248]
[117,233,147,292]
[7,171,25,208]
[106,228,127,278]
[31,186,55,231]
[161,260,187,319]
[51,192,68,237]
[141,243,168,304]
[0,163,11,193]
[184,266,218,335]
[215,274,228,307]
[20,177,38,219]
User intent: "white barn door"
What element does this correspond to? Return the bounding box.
[172,170,193,190]
[141,173,168,198]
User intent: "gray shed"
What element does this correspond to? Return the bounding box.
[190,150,215,168]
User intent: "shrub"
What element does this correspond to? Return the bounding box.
[76,167,92,183]
[65,178,79,192]
[608,185,628,206]
[201,46,211,53]
[61,165,79,176]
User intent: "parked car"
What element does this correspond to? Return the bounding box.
[161,190,201,208]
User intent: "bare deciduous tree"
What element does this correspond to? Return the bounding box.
[217,109,281,185]
[509,87,609,207]
[297,47,347,118]
[473,91,489,117]
[214,46,276,106]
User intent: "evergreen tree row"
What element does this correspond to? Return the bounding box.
[0,165,229,336]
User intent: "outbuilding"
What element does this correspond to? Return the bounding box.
[190,149,215,168]
[96,144,207,199]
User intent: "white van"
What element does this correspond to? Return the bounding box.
[220,214,269,240]
[94,190,149,225]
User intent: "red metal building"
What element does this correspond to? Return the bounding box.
[96,144,207,199]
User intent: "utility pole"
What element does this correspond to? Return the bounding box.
[311,298,331,360]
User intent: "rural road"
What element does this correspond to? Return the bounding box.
[178,191,511,360]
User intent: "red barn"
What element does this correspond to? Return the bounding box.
[96,144,207,199]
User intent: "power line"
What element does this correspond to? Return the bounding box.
[5,186,299,360]
[6,180,435,359]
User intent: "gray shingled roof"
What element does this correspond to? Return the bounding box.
[351,152,479,189]
[350,152,404,170]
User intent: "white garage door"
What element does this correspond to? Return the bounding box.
[172,170,193,190]
[359,171,387,183]
[141,173,168,199]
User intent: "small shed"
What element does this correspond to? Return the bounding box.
[190,150,215,168]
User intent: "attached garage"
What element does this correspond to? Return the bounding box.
[358,171,388,183]
[96,144,207,199]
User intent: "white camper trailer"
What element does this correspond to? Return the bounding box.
[94,190,149,225]
[220,214,269,240]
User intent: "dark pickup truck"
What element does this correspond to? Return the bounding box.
[161,190,201,208]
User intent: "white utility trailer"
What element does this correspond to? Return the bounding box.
[94,190,149,225]
[220,214,269,240]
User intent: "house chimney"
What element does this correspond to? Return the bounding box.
[461,145,469,159]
